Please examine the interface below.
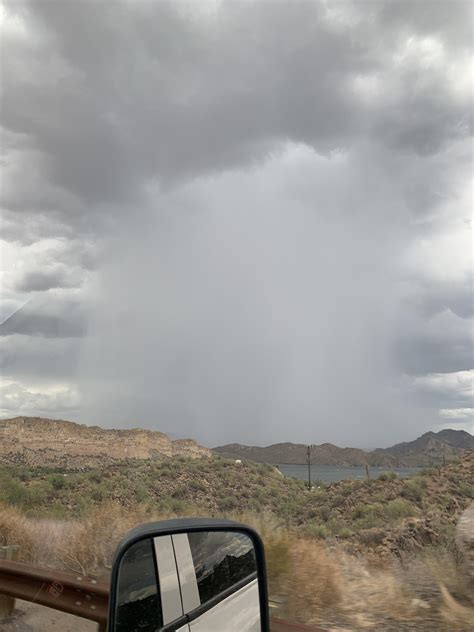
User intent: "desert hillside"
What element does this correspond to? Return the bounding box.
[0,416,210,467]
[1,453,473,630]
[214,429,473,467]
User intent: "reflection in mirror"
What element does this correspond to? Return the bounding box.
[187,531,257,603]
[115,537,162,632]
[112,529,262,631]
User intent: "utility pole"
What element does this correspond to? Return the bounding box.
[307,444,313,490]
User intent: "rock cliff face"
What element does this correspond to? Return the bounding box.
[0,417,210,467]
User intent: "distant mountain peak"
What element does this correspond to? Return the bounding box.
[214,429,473,467]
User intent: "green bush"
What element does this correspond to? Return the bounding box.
[0,474,31,506]
[420,467,438,477]
[330,493,345,507]
[385,498,418,519]
[219,496,238,511]
[134,485,149,503]
[378,471,398,481]
[318,506,331,522]
[49,474,66,490]
[91,488,105,502]
[338,527,354,538]
[87,471,102,484]
[401,478,426,503]
[457,482,474,498]
[305,524,328,539]
[171,486,188,500]
[352,503,385,529]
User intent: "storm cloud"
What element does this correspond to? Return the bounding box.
[1,1,472,445]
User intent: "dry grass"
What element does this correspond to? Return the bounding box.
[57,502,152,576]
[279,538,343,623]
[0,503,36,562]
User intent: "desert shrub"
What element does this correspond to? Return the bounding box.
[306,507,319,519]
[219,496,238,512]
[340,483,355,497]
[168,499,189,513]
[325,518,346,536]
[0,504,36,562]
[420,467,438,477]
[447,473,461,484]
[352,503,385,529]
[338,527,354,539]
[91,488,105,502]
[330,493,345,507]
[58,502,150,576]
[49,474,66,490]
[171,486,188,500]
[87,471,102,484]
[134,484,149,503]
[353,502,383,519]
[402,478,427,503]
[457,482,474,499]
[188,480,206,493]
[0,474,31,507]
[318,506,331,522]
[385,498,419,520]
[358,529,385,546]
[378,471,398,481]
[305,524,329,539]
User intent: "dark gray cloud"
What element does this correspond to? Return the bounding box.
[1,1,471,212]
[0,334,81,382]
[77,146,461,446]
[410,275,473,320]
[0,294,86,338]
[1,1,472,444]
[13,266,80,292]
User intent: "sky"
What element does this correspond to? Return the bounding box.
[0,0,472,448]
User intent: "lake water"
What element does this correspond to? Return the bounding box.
[277,464,422,483]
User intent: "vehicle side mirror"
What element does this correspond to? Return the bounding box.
[108,518,270,631]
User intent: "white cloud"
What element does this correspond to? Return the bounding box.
[0,380,80,418]
[439,407,474,420]
[412,370,473,399]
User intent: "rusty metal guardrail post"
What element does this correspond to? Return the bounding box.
[0,545,20,618]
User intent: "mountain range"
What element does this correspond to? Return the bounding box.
[0,417,471,469]
[213,429,473,467]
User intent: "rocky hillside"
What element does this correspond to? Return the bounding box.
[371,429,474,466]
[214,429,473,467]
[1,450,472,563]
[299,451,474,561]
[0,417,210,468]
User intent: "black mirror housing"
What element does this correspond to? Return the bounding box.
[108,518,270,632]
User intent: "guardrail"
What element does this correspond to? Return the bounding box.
[0,557,325,632]
[0,558,108,631]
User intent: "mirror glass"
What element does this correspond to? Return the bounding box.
[113,530,262,632]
